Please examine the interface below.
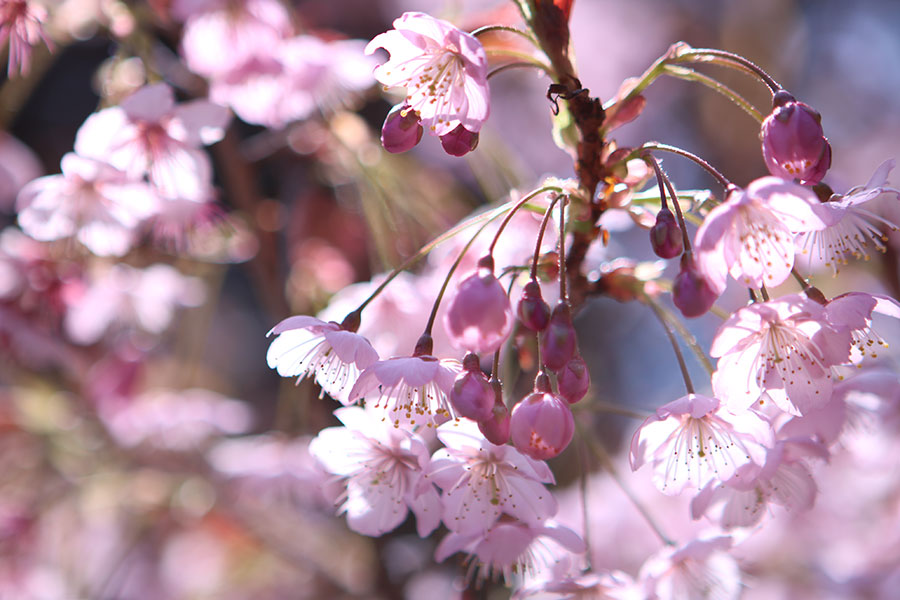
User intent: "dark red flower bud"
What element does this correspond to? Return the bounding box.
[518,280,551,331]
[381,103,423,154]
[440,125,479,157]
[541,302,576,370]
[672,254,721,318]
[650,207,683,259]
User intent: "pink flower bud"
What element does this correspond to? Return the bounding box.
[541,302,576,371]
[673,254,721,318]
[440,124,479,157]
[557,356,590,404]
[760,90,831,184]
[450,353,495,421]
[517,280,551,331]
[510,386,574,460]
[650,207,683,259]
[381,103,423,153]
[478,379,510,445]
[443,255,514,354]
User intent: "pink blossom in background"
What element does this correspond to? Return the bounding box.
[349,353,462,427]
[638,536,741,600]
[178,0,292,78]
[629,393,773,495]
[63,263,205,345]
[74,82,230,201]
[366,11,490,137]
[266,315,379,405]
[309,405,441,537]
[16,153,159,256]
[795,159,900,274]
[434,519,585,585]
[102,388,253,451]
[0,0,51,76]
[710,294,852,416]
[0,132,41,211]
[428,420,557,534]
[209,35,376,128]
[694,177,826,289]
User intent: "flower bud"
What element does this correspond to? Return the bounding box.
[760,90,831,184]
[541,302,576,371]
[557,356,590,404]
[443,255,513,354]
[510,388,574,460]
[450,353,495,421]
[381,103,423,154]
[517,280,551,331]
[672,254,720,318]
[478,379,510,445]
[440,125,479,157]
[650,207,683,259]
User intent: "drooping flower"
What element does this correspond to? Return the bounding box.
[672,251,723,318]
[443,255,513,354]
[348,336,462,427]
[629,393,773,495]
[710,294,853,416]
[74,83,231,201]
[0,0,51,77]
[309,405,441,537]
[381,102,424,153]
[695,178,827,289]
[266,314,379,405]
[449,352,494,421]
[760,90,832,185]
[366,11,490,139]
[16,153,159,256]
[795,159,900,275]
[690,438,825,529]
[435,519,585,585]
[428,420,557,534]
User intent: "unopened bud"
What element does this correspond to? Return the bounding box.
[557,356,590,404]
[381,103,423,154]
[449,353,495,421]
[518,280,551,331]
[510,389,574,460]
[478,379,510,445]
[440,125,479,157]
[761,91,831,184]
[650,207,683,259]
[541,302,577,370]
[672,254,720,318]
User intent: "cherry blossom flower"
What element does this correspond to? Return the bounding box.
[0,0,51,77]
[74,82,231,201]
[638,536,741,600]
[690,439,825,529]
[309,405,441,537]
[16,153,158,256]
[510,380,575,461]
[795,159,900,274]
[266,315,379,405]
[348,340,462,427]
[710,294,852,416]
[694,177,826,289]
[428,420,557,534]
[824,292,900,364]
[366,11,490,137]
[435,519,585,585]
[0,132,41,211]
[629,393,773,495]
